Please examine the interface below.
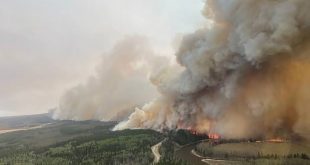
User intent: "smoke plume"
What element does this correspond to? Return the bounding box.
[54,0,310,140]
[114,0,310,140]
[53,37,168,121]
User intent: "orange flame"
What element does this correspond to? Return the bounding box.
[208,133,221,140]
[266,137,287,143]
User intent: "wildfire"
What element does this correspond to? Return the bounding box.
[177,120,221,140]
[208,133,221,140]
[189,129,197,135]
[188,129,208,136]
[266,137,287,143]
[180,126,209,137]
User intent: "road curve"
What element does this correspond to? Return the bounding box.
[174,142,208,165]
[151,139,165,164]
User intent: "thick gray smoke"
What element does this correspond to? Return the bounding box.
[114,0,310,140]
[53,37,168,121]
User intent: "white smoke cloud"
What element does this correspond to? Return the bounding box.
[53,36,171,121]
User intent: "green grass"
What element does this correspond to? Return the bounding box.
[211,142,310,156]
[252,158,310,165]
[196,141,310,164]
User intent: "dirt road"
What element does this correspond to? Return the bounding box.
[151,139,165,164]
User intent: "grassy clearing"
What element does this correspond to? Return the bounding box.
[211,142,310,156]
[196,141,310,164]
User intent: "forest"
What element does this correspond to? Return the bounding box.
[0,121,164,165]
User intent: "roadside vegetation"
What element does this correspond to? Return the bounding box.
[157,129,209,165]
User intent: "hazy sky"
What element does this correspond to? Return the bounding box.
[0,0,204,116]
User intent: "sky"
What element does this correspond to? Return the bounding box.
[0,0,204,116]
